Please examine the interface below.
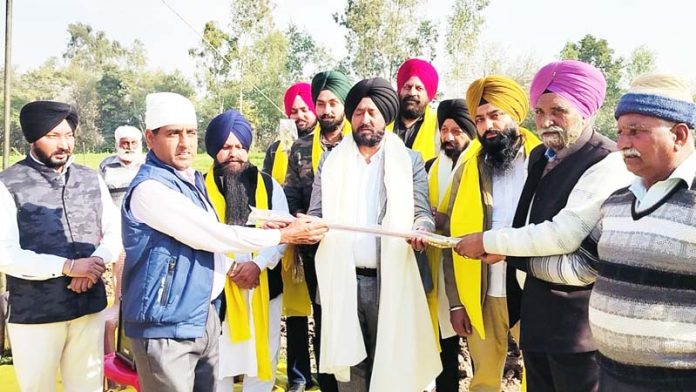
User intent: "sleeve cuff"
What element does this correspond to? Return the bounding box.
[482,230,501,254]
[91,247,115,265]
[48,258,67,278]
[252,256,268,270]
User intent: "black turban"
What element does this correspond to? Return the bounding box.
[344,78,399,125]
[20,101,79,143]
[437,99,477,139]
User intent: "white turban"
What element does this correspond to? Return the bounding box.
[145,92,197,130]
[114,125,142,141]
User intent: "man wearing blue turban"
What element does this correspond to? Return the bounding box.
[205,109,290,392]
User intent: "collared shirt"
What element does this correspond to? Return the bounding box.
[99,154,145,206]
[543,127,593,176]
[630,151,696,213]
[488,149,526,297]
[353,145,385,269]
[0,155,122,280]
[130,169,282,302]
[395,117,425,148]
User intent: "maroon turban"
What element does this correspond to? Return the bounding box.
[283,82,315,118]
[396,58,439,101]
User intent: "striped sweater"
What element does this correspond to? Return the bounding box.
[589,180,696,389]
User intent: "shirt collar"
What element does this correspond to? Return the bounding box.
[629,151,696,195]
[29,151,74,173]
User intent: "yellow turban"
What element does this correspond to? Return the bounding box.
[465,75,529,124]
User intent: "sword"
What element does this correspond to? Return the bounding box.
[247,207,460,249]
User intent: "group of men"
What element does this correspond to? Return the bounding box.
[0,55,695,392]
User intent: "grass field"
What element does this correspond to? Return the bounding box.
[0,151,266,172]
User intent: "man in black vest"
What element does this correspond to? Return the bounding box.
[454,60,634,392]
[204,109,287,392]
[0,101,122,392]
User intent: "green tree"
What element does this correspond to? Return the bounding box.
[625,45,656,83]
[560,35,624,138]
[191,0,289,150]
[334,0,439,79]
[284,23,334,81]
[444,0,490,93]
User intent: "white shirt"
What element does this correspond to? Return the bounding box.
[233,179,289,272]
[0,159,122,280]
[129,169,282,301]
[353,146,385,269]
[487,150,526,297]
[630,151,696,212]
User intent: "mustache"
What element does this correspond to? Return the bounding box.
[621,148,641,158]
[320,114,335,120]
[403,96,420,104]
[540,125,565,134]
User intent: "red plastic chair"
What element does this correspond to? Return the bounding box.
[104,352,140,391]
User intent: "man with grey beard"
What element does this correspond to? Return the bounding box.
[455,60,633,392]
[204,109,288,392]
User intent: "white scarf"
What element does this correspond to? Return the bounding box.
[429,151,458,340]
[315,132,441,391]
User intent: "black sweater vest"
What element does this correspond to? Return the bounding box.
[507,131,615,352]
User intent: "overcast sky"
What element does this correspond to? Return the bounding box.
[2,0,694,87]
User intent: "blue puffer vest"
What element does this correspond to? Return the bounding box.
[121,151,215,339]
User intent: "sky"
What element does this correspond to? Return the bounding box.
[1,0,695,89]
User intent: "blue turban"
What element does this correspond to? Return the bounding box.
[205,109,253,158]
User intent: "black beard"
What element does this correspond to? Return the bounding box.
[479,127,521,172]
[214,161,252,226]
[399,95,426,120]
[442,141,464,162]
[353,126,385,147]
[319,114,344,134]
[297,119,317,137]
[33,147,70,168]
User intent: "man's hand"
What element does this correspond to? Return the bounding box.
[454,233,485,259]
[432,208,448,232]
[263,221,289,229]
[279,214,328,245]
[64,256,106,284]
[480,253,506,264]
[67,277,95,293]
[450,307,473,337]
[229,262,262,290]
[407,227,429,252]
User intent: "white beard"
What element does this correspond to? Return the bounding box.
[117,147,143,163]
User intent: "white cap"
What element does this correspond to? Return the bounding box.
[145,92,197,130]
[114,125,142,141]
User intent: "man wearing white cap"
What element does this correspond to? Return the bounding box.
[120,92,328,392]
[99,125,145,206]
[98,125,145,357]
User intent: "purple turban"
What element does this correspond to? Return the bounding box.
[205,109,253,158]
[529,60,607,118]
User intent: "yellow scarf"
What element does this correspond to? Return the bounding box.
[270,143,289,185]
[449,128,540,339]
[204,168,272,381]
[386,105,438,162]
[311,120,352,174]
[280,245,312,317]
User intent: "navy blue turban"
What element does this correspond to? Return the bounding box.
[20,101,79,143]
[205,109,253,158]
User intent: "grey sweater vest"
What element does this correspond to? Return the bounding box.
[0,157,106,324]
